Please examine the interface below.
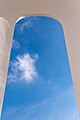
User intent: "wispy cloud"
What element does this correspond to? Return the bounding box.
[17,16,38,32]
[18,21,31,32]
[12,39,20,49]
[8,53,38,83]
[1,87,80,120]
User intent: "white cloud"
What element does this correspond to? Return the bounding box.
[2,87,80,120]
[8,53,38,83]
[17,16,38,32]
[18,20,32,32]
[12,39,20,49]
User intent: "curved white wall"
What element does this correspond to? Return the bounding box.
[0,0,80,117]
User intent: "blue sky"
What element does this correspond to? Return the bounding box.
[1,16,79,120]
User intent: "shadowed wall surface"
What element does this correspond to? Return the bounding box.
[0,0,80,116]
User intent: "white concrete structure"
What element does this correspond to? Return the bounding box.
[0,17,10,115]
[0,0,80,117]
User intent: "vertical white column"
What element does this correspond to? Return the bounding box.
[0,17,10,117]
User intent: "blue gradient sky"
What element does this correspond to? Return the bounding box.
[1,16,79,120]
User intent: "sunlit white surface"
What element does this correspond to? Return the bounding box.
[0,17,9,117]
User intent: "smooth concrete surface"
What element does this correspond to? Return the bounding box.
[0,0,80,116]
[0,17,10,116]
